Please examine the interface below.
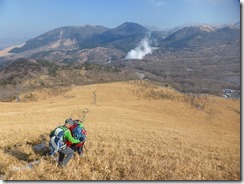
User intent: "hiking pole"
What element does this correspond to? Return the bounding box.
[69,108,89,122]
[81,108,89,122]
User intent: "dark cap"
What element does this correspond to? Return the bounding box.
[65,118,74,125]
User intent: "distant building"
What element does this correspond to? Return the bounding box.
[223,89,240,99]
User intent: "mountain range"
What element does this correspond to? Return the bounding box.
[2,21,239,62]
[0,22,240,100]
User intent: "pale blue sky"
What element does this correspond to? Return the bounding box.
[0,0,240,40]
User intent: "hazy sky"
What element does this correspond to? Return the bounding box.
[0,0,241,39]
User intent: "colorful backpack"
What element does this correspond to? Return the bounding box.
[49,126,67,155]
[70,120,86,142]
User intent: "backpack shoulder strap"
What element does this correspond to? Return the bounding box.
[60,125,67,131]
[54,127,64,136]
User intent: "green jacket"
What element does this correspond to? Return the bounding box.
[77,121,84,128]
[60,125,80,144]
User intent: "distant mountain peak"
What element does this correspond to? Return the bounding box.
[120,22,142,26]
[196,25,217,32]
[113,22,149,32]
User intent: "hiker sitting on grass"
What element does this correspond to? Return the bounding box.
[66,118,87,156]
[49,119,81,167]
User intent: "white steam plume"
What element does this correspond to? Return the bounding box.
[125,37,153,60]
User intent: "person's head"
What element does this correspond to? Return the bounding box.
[64,118,74,128]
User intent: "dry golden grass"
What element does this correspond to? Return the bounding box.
[0,80,240,180]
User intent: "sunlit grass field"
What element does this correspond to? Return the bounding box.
[0,80,240,180]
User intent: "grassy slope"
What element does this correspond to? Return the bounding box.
[0,80,240,180]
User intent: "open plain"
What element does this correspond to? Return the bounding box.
[0,80,240,180]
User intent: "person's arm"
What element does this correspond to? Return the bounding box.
[64,129,80,144]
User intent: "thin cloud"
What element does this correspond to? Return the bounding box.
[150,0,167,7]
